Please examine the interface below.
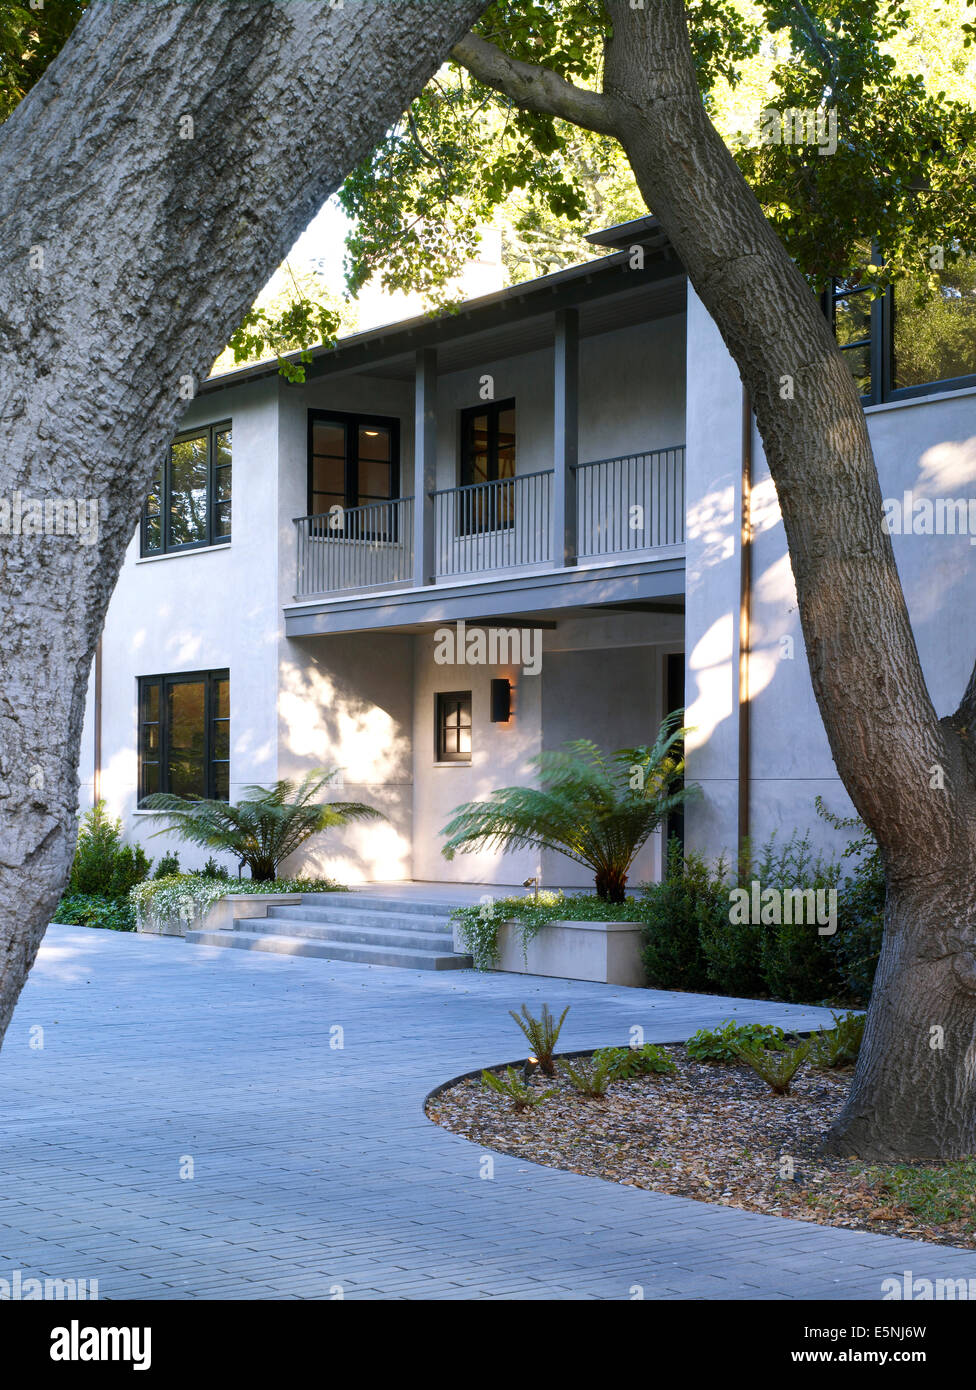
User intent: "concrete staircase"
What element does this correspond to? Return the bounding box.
[185,892,472,970]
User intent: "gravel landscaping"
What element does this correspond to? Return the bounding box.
[427,1045,976,1250]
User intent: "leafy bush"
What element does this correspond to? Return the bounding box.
[509,1003,569,1077]
[749,831,843,1004]
[732,1039,811,1095]
[153,852,180,879]
[201,856,230,880]
[686,1019,789,1063]
[68,802,151,899]
[559,1053,614,1098]
[480,1066,555,1112]
[639,838,722,991]
[51,893,136,932]
[809,1010,866,1069]
[593,1043,676,1078]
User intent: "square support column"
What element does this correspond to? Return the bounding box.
[552,307,579,567]
[413,347,437,587]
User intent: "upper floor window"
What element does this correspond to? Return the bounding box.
[824,261,976,404]
[138,669,229,803]
[142,422,232,556]
[308,410,400,519]
[460,399,516,488]
[458,399,516,533]
[891,260,976,396]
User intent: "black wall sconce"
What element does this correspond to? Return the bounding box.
[490,677,512,723]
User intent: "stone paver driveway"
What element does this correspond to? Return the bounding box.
[2,924,975,1300]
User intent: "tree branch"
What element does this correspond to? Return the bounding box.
[450,32,621,136]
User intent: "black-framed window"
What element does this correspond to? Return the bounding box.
[458,399,516,533]
[142,422,231,556]
[138,670,229,803]
[308,410,400,520]
[824,265,976,404]
[436,691,472,763]
[823,279,875,400]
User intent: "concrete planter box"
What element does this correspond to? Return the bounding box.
[453,917,645,987]
[137,893,301,938]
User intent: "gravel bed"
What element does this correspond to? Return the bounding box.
[426,1046,976,1248]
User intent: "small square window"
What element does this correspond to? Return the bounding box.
[436,691,472,763]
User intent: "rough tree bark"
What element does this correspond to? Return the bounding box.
[455,0,976,1159]
[0,0,488,1047]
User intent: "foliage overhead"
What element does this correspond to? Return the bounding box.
[341,0,976,299]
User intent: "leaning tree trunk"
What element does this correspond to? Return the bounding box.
[452,1,976,1156]
[0,0,488,1048]
[600,0,976,1158]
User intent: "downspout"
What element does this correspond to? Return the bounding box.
[737,388,752,855]
[93,635,102,805]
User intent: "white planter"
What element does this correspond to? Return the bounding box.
[490,918,645,987]
[137,892,302,938]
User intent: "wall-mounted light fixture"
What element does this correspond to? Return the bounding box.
[490,677,511,723]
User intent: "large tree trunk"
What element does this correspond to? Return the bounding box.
[452,2,976,1157]
[599,0,976,1158]
[0,0,488,1047]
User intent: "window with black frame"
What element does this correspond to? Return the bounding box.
[823,257,976,403]
[142,422,231,556]
[823,279,875,400]
[436,691,472,763]
[138,670,229,803]
[890,258,976,396]
[307,410,400,539]
[458,399,516,534]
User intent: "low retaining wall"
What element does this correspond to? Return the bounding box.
[137,893,302,939]
[452,918,645,987]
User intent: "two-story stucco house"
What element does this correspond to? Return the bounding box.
[78,215,976,903]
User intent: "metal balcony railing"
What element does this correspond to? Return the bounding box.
[433,470,553,578]
[575,445,685,558]
[294,496,414,597]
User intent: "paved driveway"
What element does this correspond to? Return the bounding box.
[1,924,974,1300]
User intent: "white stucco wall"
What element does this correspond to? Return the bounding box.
[684,281,976,865]
[79,375,282,871]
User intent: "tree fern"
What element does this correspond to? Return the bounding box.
[141,769,382,881]
[440,713,698,901]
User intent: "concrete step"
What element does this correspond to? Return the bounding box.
[322,893,469,918]
[237,917,455,951]
[185,928,472,970]
[268,903,453,933]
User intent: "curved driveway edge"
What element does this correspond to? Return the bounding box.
[1,924,974,1301]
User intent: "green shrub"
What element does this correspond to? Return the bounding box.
[593,1043,676,1078]
[52,893,136,932]
[638,839,723,991]
[154,853,180,879]
[509,1003,569,1077]
[559,1053,614,1098]
[686,1018,789,1063]
[809,1010,866,1069]
[201,856,230,880]
[68,802,151,899]
[480,1066,554,1112]
[732,1039,811,1095]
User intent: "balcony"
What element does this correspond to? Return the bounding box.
[293,446,685,601]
